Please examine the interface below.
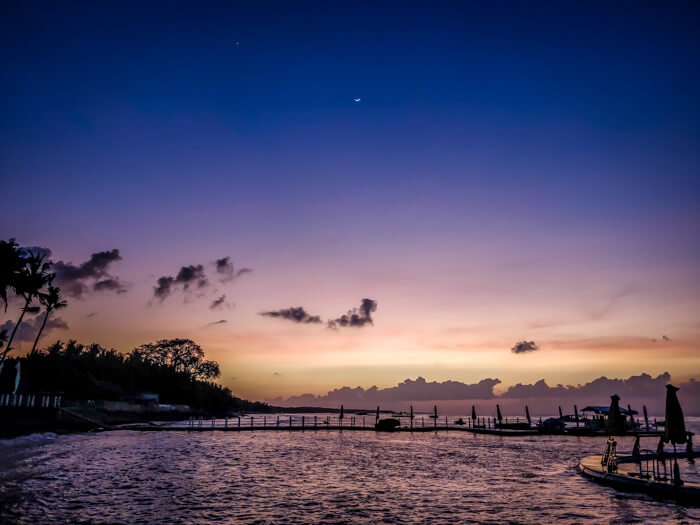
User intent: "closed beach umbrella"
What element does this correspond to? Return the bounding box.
[663,385,687,445]
[643,405,649,429]
[574,405,579,422]
[496,404,503,422]
[12,360,20,395]
[558,406,563,419]
[339,405,344,420]
[433,405,438,419]
[471,405,477,421]
[376,406,380,422]
[525,405,531,424]
[664,385,687,487]
[606,394,624,433]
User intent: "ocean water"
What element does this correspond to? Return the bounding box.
[0,419,698,524]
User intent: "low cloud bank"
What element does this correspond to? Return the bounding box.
[269,376,501,407]
[268,373,700,416]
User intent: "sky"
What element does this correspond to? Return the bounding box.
[1,2,699,409]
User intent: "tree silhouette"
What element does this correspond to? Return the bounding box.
[0,251,53,363]
[12,338,262,413]
[30,284,68,355]
[132,338,221,381]
[0,239,23,312]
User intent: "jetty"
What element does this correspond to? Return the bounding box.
[578,436,699,505]
[577,384,698,505]
[116,413,660,437]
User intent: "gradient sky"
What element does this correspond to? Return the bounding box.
[1,1,699,403]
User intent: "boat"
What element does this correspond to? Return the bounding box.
[578,435,699,504]
[375,418,400,432]
[579,405,641,433]
[537,417,565,433]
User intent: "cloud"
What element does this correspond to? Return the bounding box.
[270,373,700,416]
[500,372,673,399]
[153,264,207,301]
[662,335,671,342]
[271,376,501,407]
[260,307,322,324]
[210,294,233,310]
[328,298,377,329]
[53,249,126,298]
[94,279,127,293]
[215,257,235,282]
[0,316,69,344]
[511,340,539,354]
[205,319,227,326]
[589,286,638,321]
[215,257,252,282]
[86,312,97,318]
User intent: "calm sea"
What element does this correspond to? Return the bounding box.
[1,417,698,524]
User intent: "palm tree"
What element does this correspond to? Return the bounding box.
[0,252,53,363]
[30,285,67,355]
[0,239,23,312]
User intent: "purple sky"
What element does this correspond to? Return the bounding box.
[1,2,699,405]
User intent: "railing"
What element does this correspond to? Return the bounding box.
[182,414,527,431]
[0,393,61,408]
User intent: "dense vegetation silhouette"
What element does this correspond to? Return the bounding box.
[0,339,268,412]
[0,238,268,413]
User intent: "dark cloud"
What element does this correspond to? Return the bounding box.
[154,276,175,300]
[511,340,539,354]
[215,257,235,282]
[260,307,322,324]
[273,372,280,376]
[94,278,127,294]
[176,265,207,289]
[153,264,207,301]
[54,249,125,298]
[328,298,377,329]
[0,316,69,344]
[205,319,227,326]
[215,257,252,282]
[86,312,98,318]
[662,335,671,342]
[210,294,232,310]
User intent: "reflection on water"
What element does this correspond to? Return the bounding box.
[0,422,698,524]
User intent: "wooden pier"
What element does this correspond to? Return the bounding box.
[115,414,664,437]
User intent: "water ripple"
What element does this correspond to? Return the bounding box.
[0,429,697,524]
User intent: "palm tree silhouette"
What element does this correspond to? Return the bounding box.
[30,284,67,355]
[0,239,23,313]
[0,251,53,363]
